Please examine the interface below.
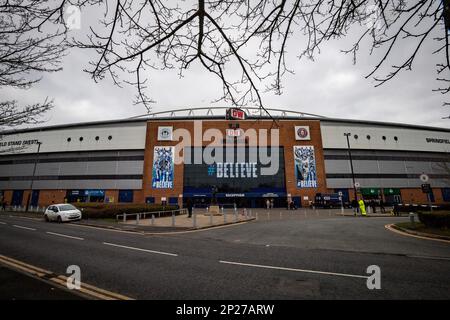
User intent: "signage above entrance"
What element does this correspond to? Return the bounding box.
[226,108,246,120]
[226,128,242,137]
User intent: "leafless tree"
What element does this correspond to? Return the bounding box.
[3,1,449,121]
[69,0,450,118]
[0,0,73,129]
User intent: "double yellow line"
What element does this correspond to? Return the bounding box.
[0,254,133,300]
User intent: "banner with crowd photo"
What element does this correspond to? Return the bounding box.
[293,146,318,188]
[152,146,174,189]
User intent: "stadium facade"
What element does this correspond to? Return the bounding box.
[0,107,449,208]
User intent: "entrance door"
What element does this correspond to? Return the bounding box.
[292,196,301,209]
[11,190,24,206]
[31,190,40,206]
[428,190,435,203]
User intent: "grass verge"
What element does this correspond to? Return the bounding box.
[395,222,450,238]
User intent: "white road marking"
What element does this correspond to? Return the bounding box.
[408,255,450,261]
[103,242,178,257]
[12,225,36,231]
[46,232,84,241]
[219,260,369,279]
[0,221,6,225]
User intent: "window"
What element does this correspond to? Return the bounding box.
[394,136,398,141]
[382,136,386,141]
[353,134,358,139]
[95,136,100,141]
[67,137,71,142]
[79,137,83,142]
[58,204,77,211]
[108,135,112,140]
[366,135,371,140]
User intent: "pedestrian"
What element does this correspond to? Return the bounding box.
[270,199,274,209]
[266,199,270,210]
[351,199,358,215]
[370,200,376,213]
[186,198,193,218]
[380,199,386,213]
[2,199,7,211]
[358,199,366,216]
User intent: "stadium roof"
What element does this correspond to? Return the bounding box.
[1,107,449,134]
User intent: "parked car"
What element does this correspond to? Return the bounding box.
[44,204,82,222]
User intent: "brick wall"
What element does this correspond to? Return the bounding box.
[142,119,328,206]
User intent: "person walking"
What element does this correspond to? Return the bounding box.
[266,199,270,210]
[358,198,367,216]
[270,199,274,209]
[186,198,193,218]
[369,200,376,213]
[351,199,358,216]
[380,199,386,213]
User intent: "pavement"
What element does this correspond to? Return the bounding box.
[0,210,449,299]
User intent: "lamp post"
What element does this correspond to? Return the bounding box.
[344,133,357,202]
[25,141,42,212]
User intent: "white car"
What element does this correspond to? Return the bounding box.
[44,204,82,222]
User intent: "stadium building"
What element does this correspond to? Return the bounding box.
[0,107,449,208]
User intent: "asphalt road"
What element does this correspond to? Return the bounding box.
[0,212,449,299]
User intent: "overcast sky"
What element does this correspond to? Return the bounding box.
[3,2,450,129]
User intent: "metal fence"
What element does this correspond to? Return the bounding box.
[116,208,187,225]
[1,205,45,213]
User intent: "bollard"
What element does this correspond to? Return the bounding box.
[123,213,126,223]
[409,212,415,225]
[224,211,227,223]
[249,209,252,218]
[172,212,175,227]
[136,214,139,225]
[234,210,238,222]
[210,212,213,225]
[256,212,258,220]
[279,211,282,219]
[151,214,155,226]
[221,207,224,214]
[193,212,197,228]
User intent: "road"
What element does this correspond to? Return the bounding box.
[0,212,449,299]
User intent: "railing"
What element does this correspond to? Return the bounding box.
[1,205,45,213]
[128,106,326,120]
[116,208,187,224]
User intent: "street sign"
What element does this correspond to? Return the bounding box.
[420,174,429,183]
[421,184,431,194]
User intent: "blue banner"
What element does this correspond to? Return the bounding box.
[294,146,318,188]
[152,146,174,189]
